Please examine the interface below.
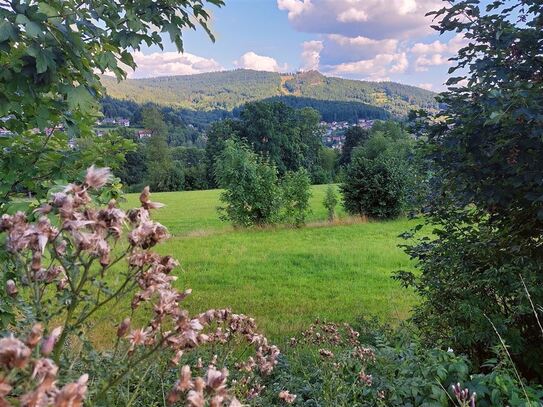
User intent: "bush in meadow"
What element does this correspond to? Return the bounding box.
[323,184,339,222]
[215,139,282,227]
[280,169,312,227]
[341,151,408,219]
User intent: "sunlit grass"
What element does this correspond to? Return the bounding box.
[93,186,419,346]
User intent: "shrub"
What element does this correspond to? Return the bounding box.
[397,0,543,379]
[215,139,281,227]
[341,151,408,219]
[280,169,312,227]
[323,185,338,222]
[258,319,543,406]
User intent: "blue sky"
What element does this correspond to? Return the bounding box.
[132,0,466,91]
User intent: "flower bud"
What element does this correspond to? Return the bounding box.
[41,327,62,356]
[117,318,131,338]
[26,323,44,348]
[6,279,18,297]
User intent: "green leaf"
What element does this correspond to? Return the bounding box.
[65,85,96,112]
[0,21,16,42]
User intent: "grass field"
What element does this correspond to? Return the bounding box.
[112,185,419,343]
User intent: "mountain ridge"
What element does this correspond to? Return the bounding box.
[101,69,438,119]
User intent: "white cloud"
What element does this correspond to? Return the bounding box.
[418,82,434,90]
[415,54,450,71]
[411,34,467,71]
[320,34,398,65]
[301,41,323,71]
[129,51,223,78]
[277,0,313,19]
[277,0,441,40]
[327,52,408,81]
[411,34,466,54]
[337,8,368,22]
[235,52,288,72]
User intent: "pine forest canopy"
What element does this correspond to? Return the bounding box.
[100,69,439,120]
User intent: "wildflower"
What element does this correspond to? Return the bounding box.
[127,328,151,351]
[205,366,228,392]
[140,186,165,210]
[452,383,476,407]
[54,374,88,407]
[179,365,193,391]
[128,220,169,249]
[187,377,205,407]
[279,390,297,404]
[358,371,372,386]
[0,376,11,397]
[117,318,131,338]
[31,358,58,389]
[25,324,44,348]
[40,327,62,357]
[0,336,31,369]
[84,165,111,189]
[318,349,334,359]
[6,280,17,297]
[355,346,376,363]
[247,384,265,399]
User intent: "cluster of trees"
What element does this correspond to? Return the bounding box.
[112,106,207,192]
[113,100,334,193]
[205,100,326,187]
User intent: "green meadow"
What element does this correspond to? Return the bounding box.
[111,185,419,343]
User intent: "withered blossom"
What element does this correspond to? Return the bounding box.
[54,374,88,407]
[40,327,62,357]
[25,324,44,348]
[279,390,297,404]
[140,186,165,210]
[0,336,31,369]
[358,371,372,386]
[0,171,280,406]
[84,165,111,189]
[318,349,334,359]
[117,318,131,338]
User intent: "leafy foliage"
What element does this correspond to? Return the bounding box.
[340,122,419,219]
[338,126,370,167]
[206,101,323,184]
[215,139,281,227]
[323,185,339,222]
[397,0,543,380]
[280,169,312,227]
[258,319,543,406]
[0,0,223,208]
[142,107,184,192]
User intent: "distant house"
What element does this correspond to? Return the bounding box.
[0,128,11,136]
[136,129,152,139]
[117,118,130,127]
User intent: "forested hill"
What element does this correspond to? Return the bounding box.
[101,69,438,119]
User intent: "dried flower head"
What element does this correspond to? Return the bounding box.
[84,165,111,189]
[279,390,297,404]
[0,336,31,369]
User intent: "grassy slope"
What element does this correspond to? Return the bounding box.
[112,186,418,343]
